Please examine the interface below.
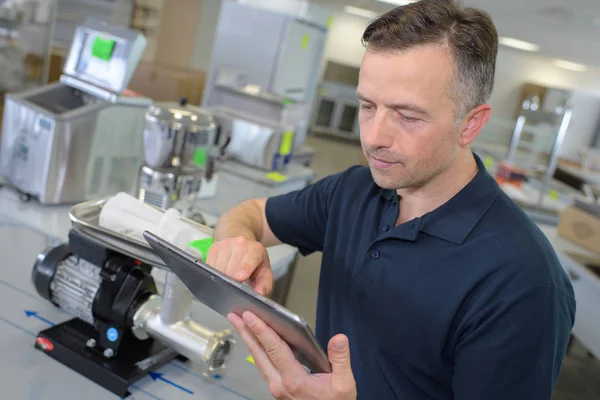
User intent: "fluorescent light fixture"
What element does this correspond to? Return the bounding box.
[554,59,588,72]
[377,0,418,6]
[498,37,540,52]
[344,5,378,19]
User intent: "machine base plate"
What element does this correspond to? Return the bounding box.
[35,318,180,397]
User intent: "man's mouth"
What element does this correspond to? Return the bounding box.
[370,156,398,169]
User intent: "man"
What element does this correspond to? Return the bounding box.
[207,0,576,398]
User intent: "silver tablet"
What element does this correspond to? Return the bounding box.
[143,231,332,374]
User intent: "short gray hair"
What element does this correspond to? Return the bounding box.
[362,0,498,121]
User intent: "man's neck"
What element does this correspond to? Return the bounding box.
[395,151,478,225]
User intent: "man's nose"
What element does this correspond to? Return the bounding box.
[362,110,393,149]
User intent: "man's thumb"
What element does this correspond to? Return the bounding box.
[328,334,352,376]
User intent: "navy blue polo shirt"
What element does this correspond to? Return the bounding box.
[265,153,576,400]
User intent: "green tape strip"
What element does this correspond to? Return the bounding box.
[265,172,288,182]
[187,238,214,262]
[279,131,294,156]
[194,147,208,167]
[91,36,116,61]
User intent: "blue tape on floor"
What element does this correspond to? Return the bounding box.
[0,278,69,316]
[130,384,164,400]
[0,315,36,337]
[0,278,39,301]
[168,361,254,400]
[1,279,254,399]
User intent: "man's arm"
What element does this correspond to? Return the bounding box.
[452,281,575,399]
[212,198,281,246]
[208,168,350,294]
[207,198,278,295]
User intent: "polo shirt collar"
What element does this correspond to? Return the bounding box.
[380,153,501,245]
[379,187,396,200]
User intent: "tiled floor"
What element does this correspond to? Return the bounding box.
[285,134,600,399]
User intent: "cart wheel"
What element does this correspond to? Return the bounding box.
[20,193,31,202]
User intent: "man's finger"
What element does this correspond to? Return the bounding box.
[205,245,218,267]
[327,334,356,393]
[236,251,264,281]
[242,311,307,379]
[213,242,232,273]
[250,263,274,295]
[224,239,246,280]
[227,313,280,383]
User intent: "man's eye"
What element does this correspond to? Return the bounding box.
[360,104,374,112]
[401,115,420,123]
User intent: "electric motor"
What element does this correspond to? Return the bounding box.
[31,229,234,380]
[39,251,101,325]
[32,231,158,354]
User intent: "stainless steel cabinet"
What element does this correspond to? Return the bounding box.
[311,84,360,140]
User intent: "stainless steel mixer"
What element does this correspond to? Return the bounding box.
[137,98,219,209]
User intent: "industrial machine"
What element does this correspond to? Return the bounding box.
[0,19,151,204]
[211,106,294,171]
[202,0,330,156]
[137,98,220,209]
[30,194,234,397]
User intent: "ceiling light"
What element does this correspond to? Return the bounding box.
[498,37,540,52]
[377,0,418,6]
[553,59,588,72]
[344,5,378,19]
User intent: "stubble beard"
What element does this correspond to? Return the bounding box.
[365,136,459,191]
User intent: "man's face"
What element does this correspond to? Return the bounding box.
[357,45,464,190]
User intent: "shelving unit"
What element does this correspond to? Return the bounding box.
[505,101,574,210]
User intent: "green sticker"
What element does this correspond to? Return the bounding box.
[193,147,208,167]
[483,156,494,170]
[266,172,288,182]
[91,36,116,61]
[187,238,214,262]
[279,131,294,156]
[301,34,310,50]
[319,88,328,96]
[281,98,294,105]
[326,15,334,29]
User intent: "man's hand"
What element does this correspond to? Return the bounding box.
[207,236,274,295]
[228,311,357,400]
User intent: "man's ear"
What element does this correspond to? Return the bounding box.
[459,104,492,147]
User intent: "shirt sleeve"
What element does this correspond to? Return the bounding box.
[265,168,351,256]
[452,281,575,400]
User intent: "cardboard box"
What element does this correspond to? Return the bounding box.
[23,48,67,84]
[128,62,206,105]
[558,206,600,255]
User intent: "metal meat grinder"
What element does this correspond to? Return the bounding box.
[30,197,235,398]
[137,98,225,209]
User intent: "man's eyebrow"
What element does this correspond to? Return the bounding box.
[356,92,371,102]
[389,103,430,117]
[356,92,430,117]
